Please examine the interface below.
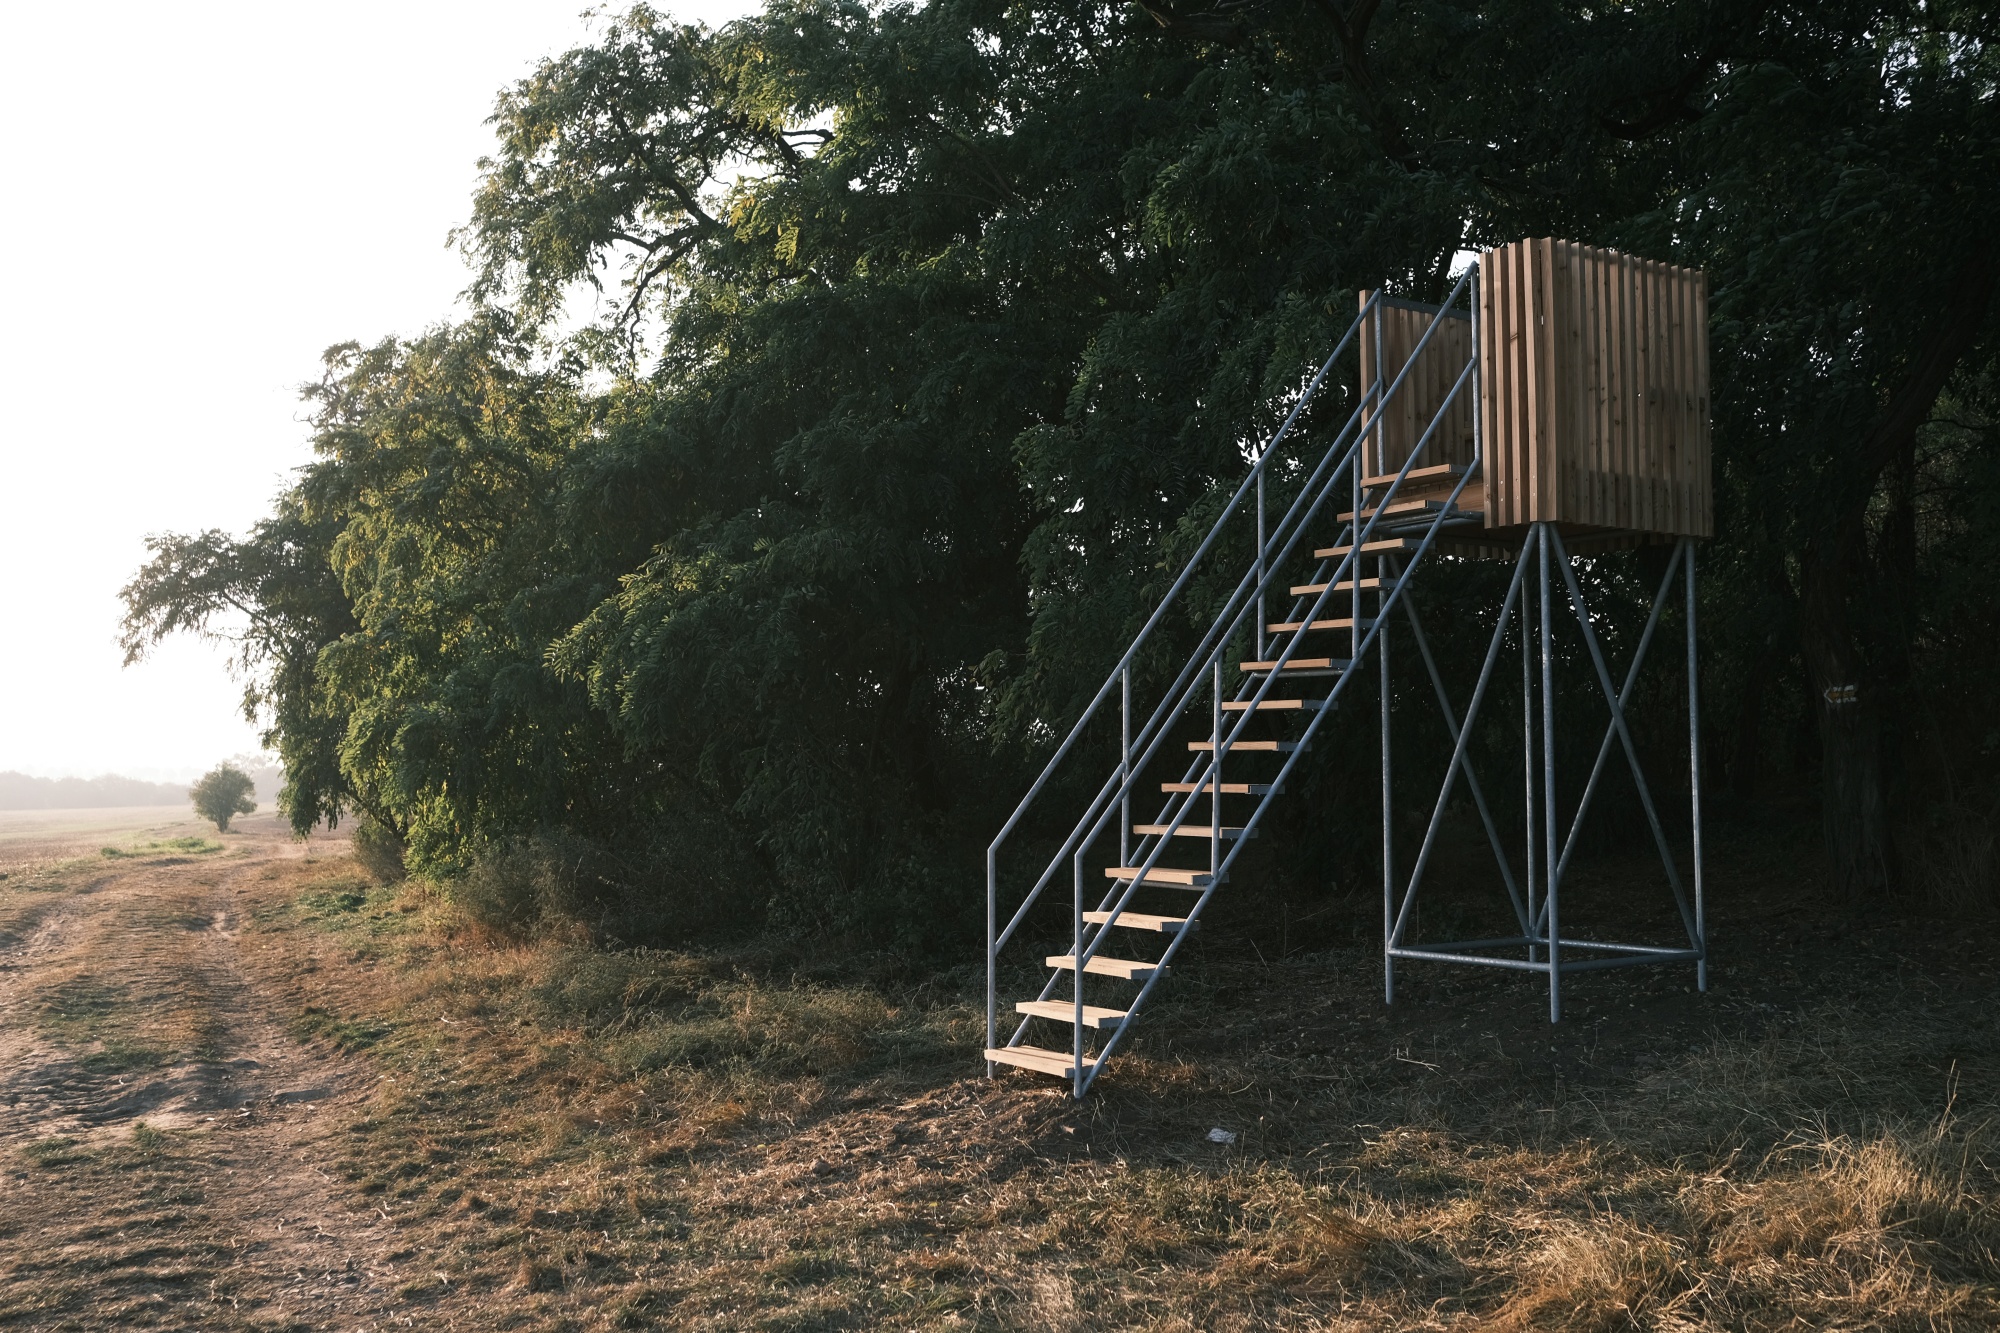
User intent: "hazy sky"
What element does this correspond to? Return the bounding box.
[0,2,749,781]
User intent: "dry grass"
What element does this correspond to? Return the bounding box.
[218,844,2000,1332]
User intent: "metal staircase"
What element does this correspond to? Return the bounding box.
[986,265,1485,1095]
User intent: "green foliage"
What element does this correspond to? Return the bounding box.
[99,837,223,860]
[21,1137,86,1169]
[121,0,2000,933]
[296,883,368,918]
[290,1006,391,1052]
[189,764,257,833]
[351,816,407,884]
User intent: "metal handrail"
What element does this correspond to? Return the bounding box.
[984,293,1382,867]
[991,388,1375,953]
[987,265,1479,1081]
[1081,350,1481,1092]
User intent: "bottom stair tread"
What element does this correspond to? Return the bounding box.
[986,1045,1099,1076]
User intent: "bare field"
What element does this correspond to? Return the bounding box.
[0,807,211,876]
[0,827,1995,1330]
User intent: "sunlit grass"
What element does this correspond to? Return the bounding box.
[99,835,223,859]
[240,853,2000,1330]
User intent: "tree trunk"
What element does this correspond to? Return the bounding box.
[1793,244,1992,901]
[1797,537,1896,900]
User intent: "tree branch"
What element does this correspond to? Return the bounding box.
[1599,56,1717,140]
[1307,0,1417,167]
[1131,0,1249,47]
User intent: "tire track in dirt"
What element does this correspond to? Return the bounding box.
[0,820,469,1330]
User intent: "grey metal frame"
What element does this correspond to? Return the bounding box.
[1381,524,1709,1018]
[985,250,1707,1098]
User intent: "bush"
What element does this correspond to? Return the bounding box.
[449,821,769,946]
[453,834,587,938]
[189,764,256,832]
[351,816,407,884]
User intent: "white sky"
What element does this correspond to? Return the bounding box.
[0,1,750,782]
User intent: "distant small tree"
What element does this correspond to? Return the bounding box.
[190,765,256,832]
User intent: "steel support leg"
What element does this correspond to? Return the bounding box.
[1687,540,1707,991]
[1381,554,1394,1005]
[1540,525,1559,1024]
[1522,573,1538,965]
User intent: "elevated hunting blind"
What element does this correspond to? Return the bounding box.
[1364,238,1712,547]
[987,241,1714,1095]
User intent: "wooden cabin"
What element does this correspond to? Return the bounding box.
[1362,239,1711,551]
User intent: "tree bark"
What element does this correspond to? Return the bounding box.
[1798,536,1895,899]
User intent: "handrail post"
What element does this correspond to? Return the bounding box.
[986,846,997,1070]
[1120,665,1132,869]
[1211,659,1222,877]
[1208,660,1224,876]
[1256,465,1267,662]
[1073,850,1084,1094]
[1361,294,1382,662]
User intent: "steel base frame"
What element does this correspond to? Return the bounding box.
[1381,522,1707,1022]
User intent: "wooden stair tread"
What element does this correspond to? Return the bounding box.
[1314,538,1418,558]
[1240,658,1345,673]
[1161,781,1276,794]
[1104,866,1220,887]
[1046,954,1163,979]
[1190,739,1304,751]
[1267,617,1373,633]
[986,1044,1098,1076]
[1221,697,1325,711]
[1083,910,1193,933]
[1360,463,1468,489]
[1290,577,1397,595]
[1104,860,1208,880]
[1015,999,1128,1027]
[1132,823,1255,839]
[1338,498,1455,522]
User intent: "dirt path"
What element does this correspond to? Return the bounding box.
[0,815,450,1330]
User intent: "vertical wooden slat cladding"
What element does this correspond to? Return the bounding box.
[1473,239,1711,540]
[1356,290,1475,479]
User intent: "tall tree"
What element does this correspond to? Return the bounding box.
[123,0,2000,931]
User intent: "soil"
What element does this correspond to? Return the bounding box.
[0,812,463,1330]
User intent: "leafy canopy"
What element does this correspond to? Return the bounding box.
[123,0,2000,929]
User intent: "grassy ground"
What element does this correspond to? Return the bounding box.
[230,833,1998,1330]
[2,814,1995,1329]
